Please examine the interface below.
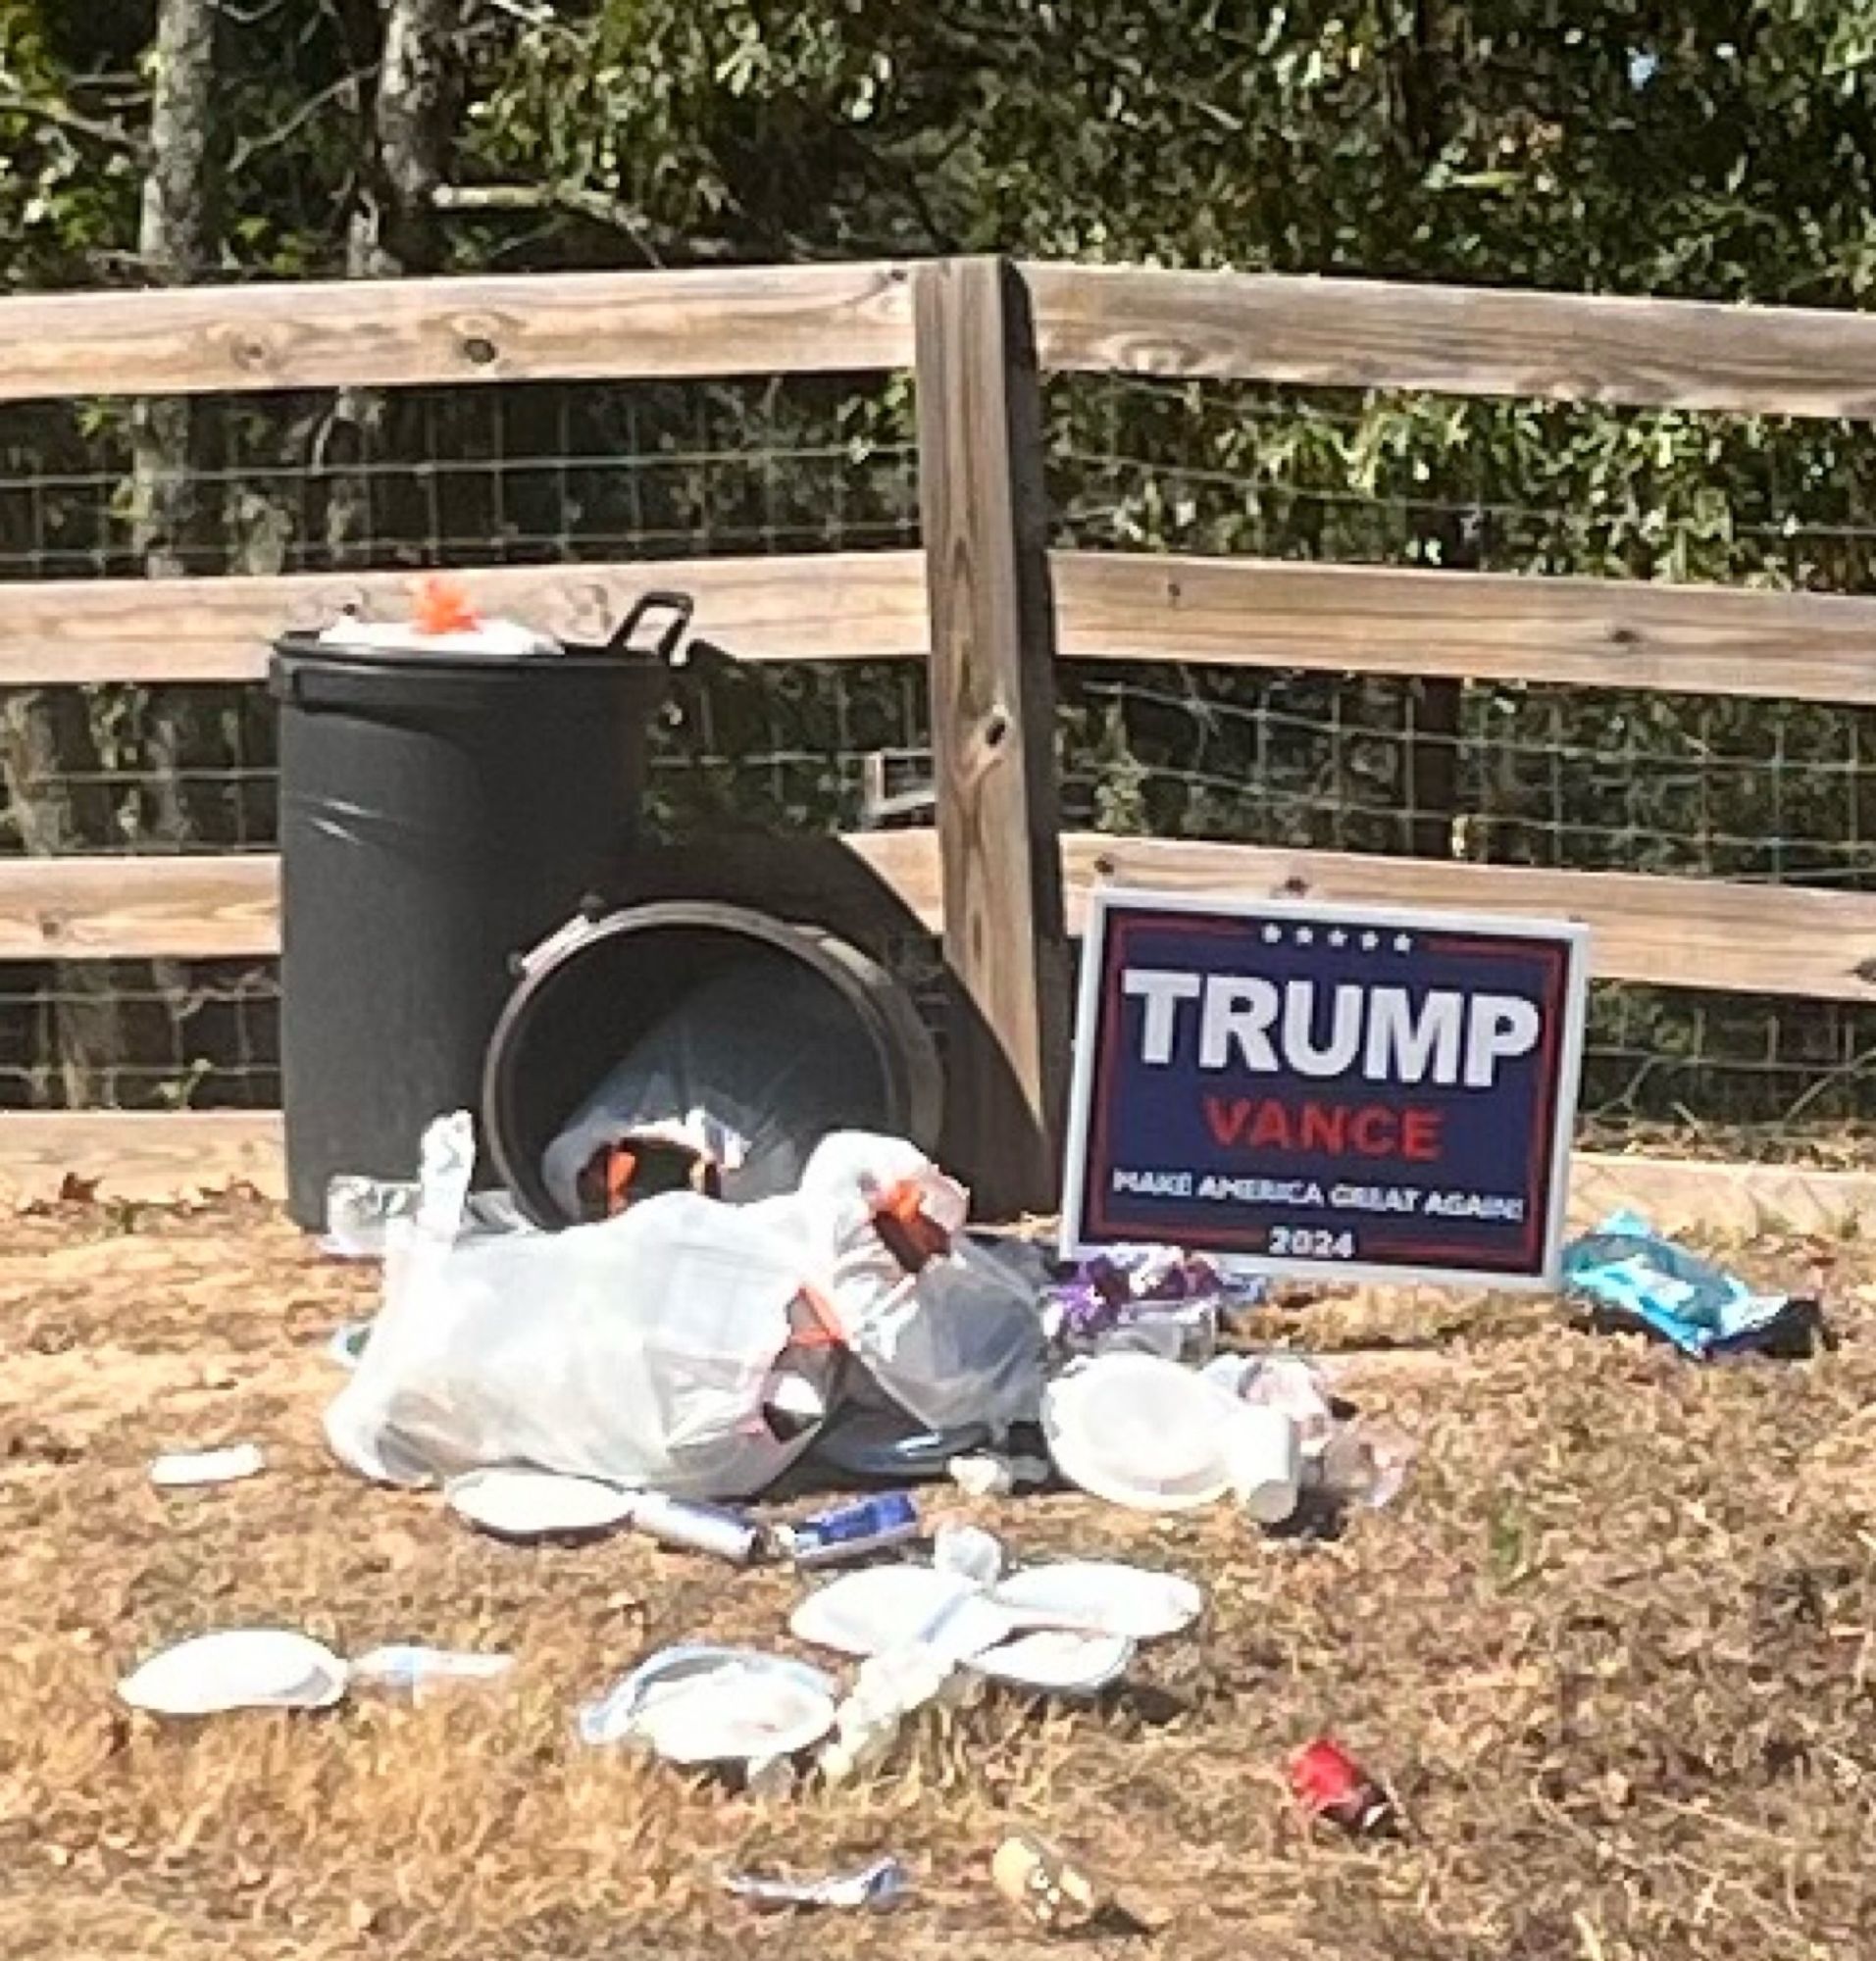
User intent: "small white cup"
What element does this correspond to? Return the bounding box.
[1225,1405,1303,1525]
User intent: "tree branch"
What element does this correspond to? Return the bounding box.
[228,69,373,174]
[0,89,145,156]
[432,180,679,267]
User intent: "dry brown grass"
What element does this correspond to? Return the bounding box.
[3,1195,1875,1959]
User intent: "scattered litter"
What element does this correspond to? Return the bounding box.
[445,1468,636,1541]
[148,1442,266,1489]
[1291,1736,1396,1835]
[799,1135,1046,1436]
[578,1645,837,1766]
[1040,1353,1245,1511]
[629,1491,764,1564]
[1203,1351,1337,1457]
[990,1833,1107,1935]
[818,1641,974,1785]
[323,1177,409,1261]
[119,1630,348,1716]
[330,1188,835,1498]
[816,1407,989,1483]
[972,1629,1134,1696]
[323,1172,529,1262]
[988,1561,1203,1642]
[534,969,824,1218]
[947,1449,1051,1497]
[933,1522,1005,1586]
[794,1548,1195,1710]
[545,1098,749,1223]
[789,1565,1014,1663]
[722,1855,909,1915]
[1223,1405,1303,1525]
[780,1491,921,1568]
[349,1645,516,1701]
[1311,1422,1415,1514]
[1562,1212,1828,1358]
[1043,1244,1265,1366]
[325,1125,1055,1503]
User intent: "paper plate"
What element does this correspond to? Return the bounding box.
[579,1645,837,1765]
[971,1629,1135,1696]
[788,1565,1014,1663]
[119,1630,348,1716]
[989,1561,1203,1641]
[1040,1355,1242,1511]
[445,1468,636,1540]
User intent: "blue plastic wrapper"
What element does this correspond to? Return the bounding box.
[1560,1211,1825,1359]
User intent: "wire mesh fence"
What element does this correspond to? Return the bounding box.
[4,358,1876,1153]
[1049,371,1876,1147]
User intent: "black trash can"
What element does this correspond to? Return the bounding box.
[271,596,689,1227]
[483,900,944,1229]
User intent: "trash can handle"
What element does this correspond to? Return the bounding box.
[608,591,694,666]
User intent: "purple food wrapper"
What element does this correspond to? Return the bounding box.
[1045,1243,1266,1345]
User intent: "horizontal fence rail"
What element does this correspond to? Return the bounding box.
[12,549,1876,701]
[1054,553,1876,707]
[10,831,1876,1003]
[1027,262,1876,416]
[0,552,931,685]
[0,262,916,403]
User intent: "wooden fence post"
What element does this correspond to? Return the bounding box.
[913,256,1071,1216]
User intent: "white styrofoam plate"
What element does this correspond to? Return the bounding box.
[788,1565,1014,1662]
[119,1630,348,1716]
[1041,1355,1242,1512]
[971,1629,1136,1695]
[989,1561,1203,1641]
[578,1645,837,1764]
[444,1468,636,1540]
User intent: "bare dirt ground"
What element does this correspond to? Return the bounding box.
[3,1193,1874,1960]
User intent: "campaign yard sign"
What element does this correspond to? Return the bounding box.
[1061,888,1589,1286]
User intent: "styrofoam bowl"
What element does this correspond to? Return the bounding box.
[445,1468,636,1540]
[989,1561,1203,1641]
[119,1630,349,1716]
[1041,1355,1243,1511]
[789,1564,1014,1662]
[970,1629,1135,1695]
[579,1645,837,1764]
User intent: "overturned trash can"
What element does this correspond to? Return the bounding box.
[272,596,689,1227]
[484,900,943,1228]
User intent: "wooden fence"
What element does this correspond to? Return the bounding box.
[11,255,1876,1217]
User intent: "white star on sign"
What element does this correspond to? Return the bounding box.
[1295,927,1314,944]
[1360,931,1380,951]
[1262,924,1283,943]
[1394,934,1413,952]
[1328,929,1348,947]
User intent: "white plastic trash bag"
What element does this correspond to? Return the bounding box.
[782,1133,1045,1437]
[324,1191,837,1498]
[540,964,867,1219]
